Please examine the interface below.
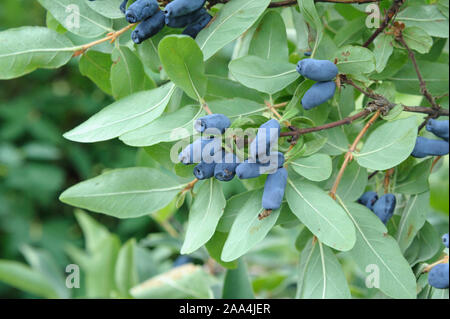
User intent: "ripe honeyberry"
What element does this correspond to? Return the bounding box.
[165,8,207,28]
[442,233,449,248]
[372,194,396,224]
[214,152,240,182]
[411,136,450,158]
[131,10,166,44]
[249,119,281,160]
[296,59,339,82]
[173,255,192,268]
[358,191,379,211]
[119,0,129,14]
[126,0,159,24]
[194,114,231,135]
[262,167,288,210]
[165,0,206,18]
[182,11,212,38]
[236,152,285,179]
[301,81,336,111]
[428,263,449,289]
[179,137,221,165]
[194,160,217,180]
[426,119,449,142]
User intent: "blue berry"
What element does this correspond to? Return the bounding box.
[426,119,449,142]
[165,0,206,18]
[442,233,449,248]
[428,263,449,289]
[372,194,396,224]
[304,51,312,57]
[296,59,339,82]
[236,152,285,179]
[249,119,281,159]
[411,136,449,158]
[194,114,230,134]
[119,0,128,14]
[182,11,212,38]
[262,167,288,210]
[179,137,221,165]
[126,0,159,24]
[301,81,336,110]
[173,255,192,268]
[194,161,216,180]
[131,10,166,44]
[358,191,379,211]
[214,152,240,182]
[165,8,207,28]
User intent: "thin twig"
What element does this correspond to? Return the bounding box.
[384,168,395,194]
[423,255,449,273]
[329,111,382,199]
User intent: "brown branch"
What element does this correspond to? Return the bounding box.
[384,168,395,194]
[403,106,449,117]
[363,0,406,48]
[340,75,381,99]
[329,111,382,199]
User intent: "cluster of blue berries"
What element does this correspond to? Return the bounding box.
[412,119,449,158]
[101,0,211,44]
[179,115,287,211]
[296,59,339,110]
[358,191,396,224]
[428,233,449,289]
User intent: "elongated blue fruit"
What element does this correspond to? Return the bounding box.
[357,191,379,211]
[165,8,206,28]
[262,167,288,210]
[126,0,159,23]
[194,113,230,134]
[302,81,336,110]
[182,12,212,38]
[173,255,192,268]
[194,161,216,180]
[179,137,221,165]
[249,119,281,159]
[296,59,339,82]
[236,152,285,179]
[411,136,450,158]
[372,194,396,224]
[214,152,240,182]
[165,0,206,18]
[131,10,166,44]
[426,119,449,142]
[120,0,128,14]
[428,263,449,289]
[443,233,449,248]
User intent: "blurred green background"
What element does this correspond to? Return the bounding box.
[0,0,448,299]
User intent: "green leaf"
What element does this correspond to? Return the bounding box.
[37,0,112,38]
[0,260,58,298]
[64,83,175,143]
[111,46,155,100]
[402,27,433,54]
[216,191,252,233]
[208,98,267,120]
[373,33,394,73]
[205,232,238,269]
[404,222,441,266]
[159,35,207,101]
[86,0,125,19]
[181,179,226,254]
[339,201,417,299]
[286,177,356,251]
[290,153,332,182]
[130,264,212,299]
[222,259,255,299]
[395,159,432,195]
[120,105,204,147]
[0,27,73,80]
[229,55,299,94]
[356,117,418,170]
[221,189,280,262]
[115,239,138,298]
[336,161,368,202]
[205,75,265,103]
[397,5,449,38]
[79,50,112,95]
[196,0,271,61]
[334,45,376,75]
[396,192,430,253]
[297,239,351,299]
[298,0,323,57]
[60,168,187,218]
[319,127,349,156]
[249,11,288,61]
